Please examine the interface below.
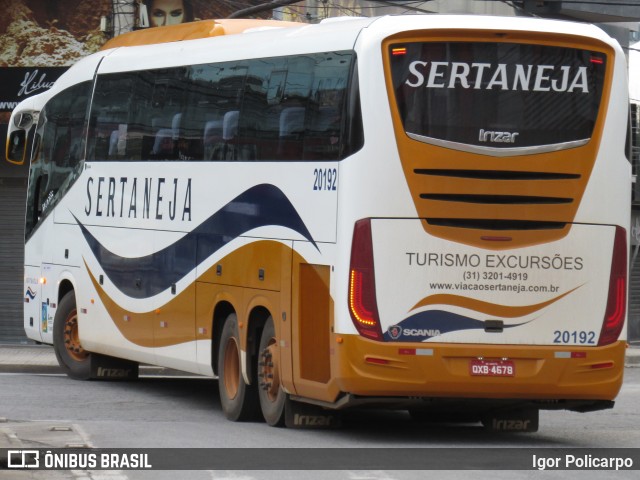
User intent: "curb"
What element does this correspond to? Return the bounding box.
[0,365,63,374]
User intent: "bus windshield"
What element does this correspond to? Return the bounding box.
[389,42,607,150]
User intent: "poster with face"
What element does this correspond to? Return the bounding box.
[0,0,288,67]
[144,0,192,27]
[0,0,272,119]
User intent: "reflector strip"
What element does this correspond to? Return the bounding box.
[590,361,614,369]
[417,348,433,356]
[399,348,434,356]
[399,348,415,355]
[366,357,390,365]
[555,351,587,359]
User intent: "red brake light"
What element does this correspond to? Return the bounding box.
[348,219,383,341]
[598,226,627,346]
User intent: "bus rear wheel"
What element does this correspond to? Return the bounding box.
[217,313,259,421]
[53,291,92,380]
[257,316,286,426]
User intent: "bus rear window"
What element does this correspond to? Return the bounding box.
[389,42,607,152]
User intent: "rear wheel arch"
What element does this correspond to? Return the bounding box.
[57,279,74,305]
[246,305,271,384]
[53,290,92,380]
[211,301,235,376]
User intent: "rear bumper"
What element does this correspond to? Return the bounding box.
[332,335,626,403]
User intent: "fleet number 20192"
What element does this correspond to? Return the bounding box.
[313,168,337,191]
[553,330,596,344]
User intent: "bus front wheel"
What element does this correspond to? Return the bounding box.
[257,316,286,426]
[217,313,259,421]
[53,291,92,380]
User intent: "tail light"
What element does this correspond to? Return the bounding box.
[598,226,627,346]
[348,219,383,341]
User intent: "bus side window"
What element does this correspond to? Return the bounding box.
[203,119,223,160]
[278,106,305,159]
[33,174,48,223]
[25,81,91,239]
[89,75,134,161]
[304,106,341,160]
[240,58,287,161]
[211,110,240,161]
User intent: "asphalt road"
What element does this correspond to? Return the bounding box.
[1,366,640,479]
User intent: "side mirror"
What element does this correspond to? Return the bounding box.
[7,130,27,165]
[14,112,33,130]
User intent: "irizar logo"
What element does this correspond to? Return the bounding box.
[96,367,132,378]
[492,418,532,431]
[479,129,519,144]
[484,409,538,432]
[293,414,334,427]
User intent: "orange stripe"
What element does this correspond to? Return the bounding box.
[84,240,292,348]
[101,19,300,50]
[86,261,193,347]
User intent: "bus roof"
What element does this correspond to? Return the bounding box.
[101,19,302,50]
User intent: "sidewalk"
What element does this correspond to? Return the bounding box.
[627,344,640,366]
[0,344,61,373]
[0,344,191,376]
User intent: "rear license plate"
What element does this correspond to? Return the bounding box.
[469,359,515,377]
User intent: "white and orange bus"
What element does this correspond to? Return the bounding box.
[6,15,631,431]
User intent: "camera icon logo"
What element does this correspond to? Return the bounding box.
[7,450,40,468]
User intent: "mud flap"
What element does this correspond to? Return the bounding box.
[481,409,539,432]
[284,397,342,429]
[90,354,139,380]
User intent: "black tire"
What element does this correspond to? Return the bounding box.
[53,291,92,380]
[257,316,286,426]
[217,313,260,421]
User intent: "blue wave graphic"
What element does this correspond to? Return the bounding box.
[76,184,316,299]
[384,310,526,342]
[25,287,36,300]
